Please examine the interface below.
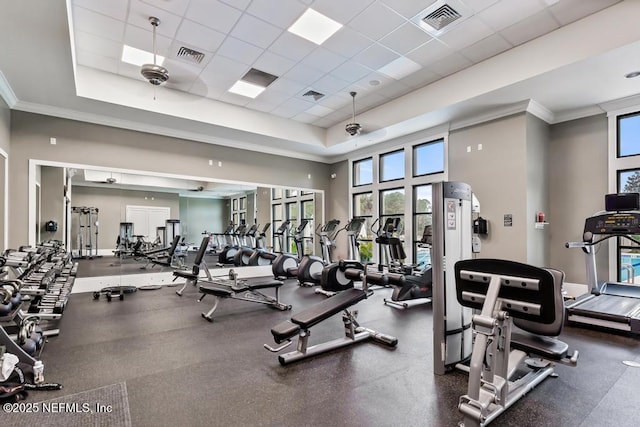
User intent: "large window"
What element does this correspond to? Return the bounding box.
[353,158,373,186]
[618,169,640,283]
[272,204,283,252]
[286,202,298,253]
[353,192,373,261]
[414,185,433,269]
[414,140,444,176]
[618,112,640,158]
[380,150,404,182]
[301,200,315,256]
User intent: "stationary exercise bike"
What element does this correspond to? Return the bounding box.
[383,225,433,309]
[318,217,367,293]
[296,219,341,286]
[271,219,309,279]
[248,221,287,266]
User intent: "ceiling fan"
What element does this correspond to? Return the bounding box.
[345,91,362,136]
[141,16,169,86]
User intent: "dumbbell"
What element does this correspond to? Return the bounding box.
[2,280,23,306]
[0,288,13,316]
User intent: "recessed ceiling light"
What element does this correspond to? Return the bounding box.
[625,71,640,79]
[228,80,266,98]
[288,8,342,45]
[378,57,422,80]
[121,45,165,67]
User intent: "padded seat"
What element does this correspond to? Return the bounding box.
[271,320,301,343]
[198,285,234,297]
[239,279,284,291]
[291,288,367,329]
[511,330,568,361]
[173,270,198,280]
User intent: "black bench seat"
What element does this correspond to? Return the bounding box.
[174,270,198,280]
[198,278,284,296]
[271,288,367,343]
[511,331,569,361]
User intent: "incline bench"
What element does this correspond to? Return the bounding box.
[265,265,399,365]
[454,259,579,427]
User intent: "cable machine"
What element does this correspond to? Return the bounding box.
[72,206,100,259]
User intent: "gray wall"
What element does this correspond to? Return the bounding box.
[548,114,609,283]
[256,187,272,248]
[39,166,65,242]
[449,114,529,262]
[72,186,180,251]
[0,98,9,250]
[326,160,350,260]
[9,111,332,247]
[525,114,550,266]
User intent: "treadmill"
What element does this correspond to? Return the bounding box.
[565,193,640,333]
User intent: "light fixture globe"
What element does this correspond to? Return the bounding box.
[141,17,169,86]
[345,91,362,136]
[141,63,169,85]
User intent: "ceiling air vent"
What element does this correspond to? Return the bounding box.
[422,4,462,31]
[303,90,325,101]
[176,46,205,64]
[241,68,279,87]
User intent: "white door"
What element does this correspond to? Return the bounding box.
[126,205,171,240]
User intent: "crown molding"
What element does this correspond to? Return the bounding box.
[0,71,17,108]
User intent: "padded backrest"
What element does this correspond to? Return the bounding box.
[388,237,406,260]
[193,236,209,266]
[454,259,559,329]
[167,235,182,255]
[513,268,564,336]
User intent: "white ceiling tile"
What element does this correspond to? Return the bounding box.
[428,53,473,77]
[548,0,619,26]
[268,78,307,96]
[311,74,350,95]
[477,0,546,31]
[74,0,129,20]
[216,37,263,65]
[219,91,252,106]
[219,0,252,11]
[201,56,248,87]
[128,0,181,38]
[269,32,317,62]
[318,93,351,110]
[186,0,242,34]
[253,51,296,77]
[162,58,203,86]
[118,61,147,81]
[380,0,437,19]
[331,61,372,83]
[301,47,347,73]
[374,80,412,98]
[322,26,374,58]
[459,33,512,63]
[190,84,224,99]
[292,112,322,123]
[305,104,334,117]
[379,22,432,55]
[348,2,406,41]
[400,68,441,89]
[378,57,422,80]
[73,6,125,42]
[245,98,281,113]
[247,0,307,29]
[139,0,191,16]
[406,39,453,67]
[353,43,400,70]
[258,89,291,105]
[312,116,339,128]
[124,24,173,57]
[76,50,120,74]
[175,20,226,53]
[464,0,500,14]
[283,63,325,85]
[231,14,282,49]
[75,31,123,59]
[356,92,389,110]
[435,16,494,50]
[311,0,376,25]
[500,10,560,46]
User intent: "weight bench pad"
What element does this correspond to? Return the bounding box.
[511,330,568,361]
[271,320,301,343]
[235,279,284,292]
[198,285,234,298]
[174,270,198,280]
[291,288,367,329]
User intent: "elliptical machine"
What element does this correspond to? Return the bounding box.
[217,222,247,265]
[319,217,367,292]
[232,222,259,266]
[296,219,341,286]
[248,222,285,266]
[383,225,433,309]
[271,219,309,279]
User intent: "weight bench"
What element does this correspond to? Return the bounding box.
[265,267,398,365]
[174,236,210,296]
[198,276,290,322]
[454,259,579,427]
[142,235,185,270]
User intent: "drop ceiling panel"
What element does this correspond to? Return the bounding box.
[477,0,546,31]
[348,2,406,41]
[269,32,317,62]
[305,104,335,117]
[283,63,325,85]
[246,0,307,30]
[548,0,620,26]
[436,16,494,50]
[331,61,372,83]
[75,0,129,20]
[201,56,248,87]
[499,10,560,47]
[76,50,120,74]
[253,51,297,77]
[219,0,252,10]
[268,78,307,97]
[400,68,440,89]
[185,0,242,34]
[216,37,263,65]
[353,43,400,70]
[428,52,473,77]
[175,20,226,53]
[245,98,281,113]
[139,0,191,17]
[322,26,375,58]
[74,31,123,60]
[301,48,347,74]
[406,39,454,67]
[73,6,126,42]
[123,24,173,57]
[311,74,350,94]
[129,0,181,38]
[379,23,433,55]
[381,0,438,20]
[459,33,512,63]
[230,14,282,49]
[311,0,376,24]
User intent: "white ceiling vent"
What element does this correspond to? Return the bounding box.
[303,90,325,101]
[412,0,471,36]
[422,4,461,31]
[176,46,205,64]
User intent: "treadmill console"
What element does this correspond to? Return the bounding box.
[584,212,640,235]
